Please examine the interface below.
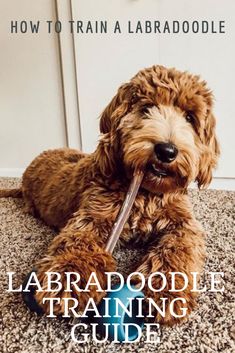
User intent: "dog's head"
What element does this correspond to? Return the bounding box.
[97,65,220,193]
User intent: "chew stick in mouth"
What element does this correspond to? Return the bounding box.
[105,170,144,254]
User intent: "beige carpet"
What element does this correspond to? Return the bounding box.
[0,177,234,353]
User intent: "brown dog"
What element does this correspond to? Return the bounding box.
[1,65,219,325]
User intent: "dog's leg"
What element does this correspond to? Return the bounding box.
[133,220,205,326]
[30,212,116,315]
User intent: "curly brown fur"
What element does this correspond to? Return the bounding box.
[0,65,219,324]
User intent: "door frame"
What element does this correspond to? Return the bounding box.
[55,0,82,150]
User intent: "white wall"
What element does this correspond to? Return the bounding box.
[0,0,66,175]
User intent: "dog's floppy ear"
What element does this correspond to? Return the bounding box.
[97,82,137,178]
[196,112,220,189]
[100,82,137,133]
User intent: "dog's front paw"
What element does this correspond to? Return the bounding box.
[132,271,197,326]
[145,284,197,326]
[23,250,116,316]
[22,269,44,314]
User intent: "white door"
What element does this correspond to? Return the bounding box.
[72,0,235,189]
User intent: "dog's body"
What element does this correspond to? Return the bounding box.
[1,65,219,325]
[22,148,87,228]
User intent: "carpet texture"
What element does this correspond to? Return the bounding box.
[0,177,234,353]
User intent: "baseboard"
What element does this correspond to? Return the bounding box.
[190,177,235,191]
[205,178,235,191]
[0,168,234,191]
[0,168,25,177]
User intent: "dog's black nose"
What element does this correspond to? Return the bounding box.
[154,143,178,163]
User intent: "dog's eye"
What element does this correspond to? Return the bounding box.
[185,112,195,125]
[140,104,154,116]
